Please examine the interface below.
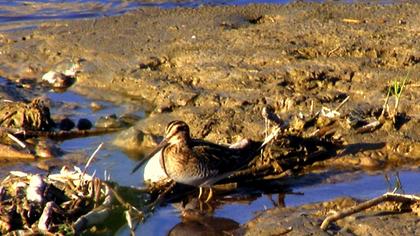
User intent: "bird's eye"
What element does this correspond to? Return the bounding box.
[176,124,188,133]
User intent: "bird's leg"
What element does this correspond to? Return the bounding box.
[198,187,204,200]
[204,187,213,203]
[198,187,214,203]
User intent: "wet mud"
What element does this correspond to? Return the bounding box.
[236,196,420,235]
[1,3,418,169]
[0,2,419,235]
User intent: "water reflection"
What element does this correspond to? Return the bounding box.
[126,170,420,235]
[168,209,239,236]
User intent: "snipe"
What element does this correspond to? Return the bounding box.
[132,120,267,202]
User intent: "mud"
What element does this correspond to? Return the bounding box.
[235,196,420,235]
[0,2,419,235]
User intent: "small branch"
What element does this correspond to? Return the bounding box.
[73,183,114,233]
[83,142,104,174]
[228,163,272,179]
[0,110,17,126]
[327,46,340,57]
[379,87,391,122]
[0,127,121,140]
[355,120,382,134]
[320,192,420,230]
[147,181,176,211]
[310,100,314,116]
[77,143,103,190]
[262,170,290,180]
[73,203,113,233]
[342,18,362,24]
[6,132,27,148]
[334,96,350,112]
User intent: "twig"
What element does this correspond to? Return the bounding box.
[342,18,362,24]
[228,163,272,179]
[310,100,314,116]
[73,200,113,233]
[6,132,27,148]
[0,127,121,140]
[334,96,350,112]
[262,170,290,180]
[356,120,382,134]
[104,182,145,234]
[125,210,134,236]
[78,143,103,190]
[327,46,340,56]
[0,110,17,126]
[259,126,281,151]
[320,192,420,230]
[379,85,392,122]
[73,184,114,233]
[83,142,103,174]
[147,181,176,211]
[104,182,143,215]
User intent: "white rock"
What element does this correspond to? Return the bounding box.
[41,71,59,84]
[26,174,46,203]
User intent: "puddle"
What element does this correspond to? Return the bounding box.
[0,76,145,187]
[120,170,420,235]
[46,90,148,187]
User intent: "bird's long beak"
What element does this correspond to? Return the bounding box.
[131,137,170,174]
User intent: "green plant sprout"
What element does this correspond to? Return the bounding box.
[379,73,410,122]
[390,73,409,118]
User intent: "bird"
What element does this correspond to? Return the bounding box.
[132,120,279,202]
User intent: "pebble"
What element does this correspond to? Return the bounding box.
[118,113,141,126]
[77,118,92,130]
[59,118,75,131]
[95,114,121,128]
[90,101,104,111]
[41,71,75,89]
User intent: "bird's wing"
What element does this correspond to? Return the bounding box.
[191,144,246,173]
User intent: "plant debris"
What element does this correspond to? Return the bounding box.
[0,98,54,133]
[0,167,138,234]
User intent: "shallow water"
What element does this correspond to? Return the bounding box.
[0,76,145,187]
[0,0,291,27]
[0,0,401,31]
[127,171,420,235]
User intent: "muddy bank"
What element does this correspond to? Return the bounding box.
[1,2,419,169]
[235,195,420,235]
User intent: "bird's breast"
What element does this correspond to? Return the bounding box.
[143,149,169,183]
